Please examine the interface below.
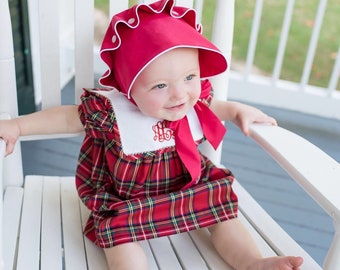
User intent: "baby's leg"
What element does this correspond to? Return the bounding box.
[209,218,303,270]
[104,242,148,270]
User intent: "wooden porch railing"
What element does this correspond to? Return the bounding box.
[227,0,340,120]
[27,0,340,120]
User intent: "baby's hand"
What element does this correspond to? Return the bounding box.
[0,119,21,156]
[232,103,277,136]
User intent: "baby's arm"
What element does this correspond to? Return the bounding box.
[0,105,83,155]
[210,99,277,136]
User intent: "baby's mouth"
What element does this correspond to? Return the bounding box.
[167,103,186,111]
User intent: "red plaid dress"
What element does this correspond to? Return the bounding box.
[76,86,238,248]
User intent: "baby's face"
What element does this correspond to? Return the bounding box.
[131,48,201,121]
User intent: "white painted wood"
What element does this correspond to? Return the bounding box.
[0,0,19,118]
[249,123,340,269]
[16,176,43,270]
[237,211,277,258]
[2,0,340,269]
[148,237,183,269]
[0,139,4,269]
[234,180,321,270]
[75,0,94,102]
[61,178,88,270]
[300,0,327,90]
[188,211,278,270]
[194,0,204,23]
[200,0,235,165]
[79,202,109,270]
[328,46,340,94]
[3,187,23,270]
[27,0,42,104]
[175,0,194,8]
[20,132,85,142]
[38,0,61,109]
[250,124,340,218]
[59,0,76,91]
[169,233,208,270]
[272,0,294,83]
[41,177,63,270]
[0,1,24,188]
[139,241,159,270]
[229,73,340,120]
[244,0,263,78]
[324,223,340,270]
[189,229,232,269]
[109,0,129,19]
[227,0,340,120]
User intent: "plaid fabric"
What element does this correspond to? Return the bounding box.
[76,86,238,248]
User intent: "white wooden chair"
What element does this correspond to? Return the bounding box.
[1,0,339,269]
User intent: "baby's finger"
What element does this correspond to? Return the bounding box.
[240,121,251,136]
[5,142,15,156]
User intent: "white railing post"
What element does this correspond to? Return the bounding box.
[244,0,263,79]
[300,0,327,91]
[272,0,295,84]
[327,46,340,96]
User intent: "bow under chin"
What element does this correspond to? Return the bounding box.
[167,100,226,189]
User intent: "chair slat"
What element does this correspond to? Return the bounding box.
[79,203,109,270]
[189,229,233,269]
[237,211,277,257]
[148,237,183,269]
[3,187,23,270]
[16,176,43,270]
[169,233,209,270]
[61,178,88,270]
[41,177,63,270]
[139,241,159,270]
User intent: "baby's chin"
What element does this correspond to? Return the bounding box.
[162,111,189,122]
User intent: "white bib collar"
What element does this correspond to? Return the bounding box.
[92,89,203,155]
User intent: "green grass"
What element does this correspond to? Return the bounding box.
[95,0,340,89]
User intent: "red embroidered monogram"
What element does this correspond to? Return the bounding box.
[152,121,174,142]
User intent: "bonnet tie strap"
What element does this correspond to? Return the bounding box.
[167,80,226,189]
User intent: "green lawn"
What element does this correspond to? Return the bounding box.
[95,0,340,89]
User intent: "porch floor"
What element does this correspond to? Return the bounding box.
[21,80,340,266]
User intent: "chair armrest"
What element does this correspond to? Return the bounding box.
[249,124,340,269]
[20,132,84,142]
[249,124,340,217]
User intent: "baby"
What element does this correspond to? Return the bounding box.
[0,1,303,269]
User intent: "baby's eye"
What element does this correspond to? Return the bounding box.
[152,83,167,90]
[185,74,195,81]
